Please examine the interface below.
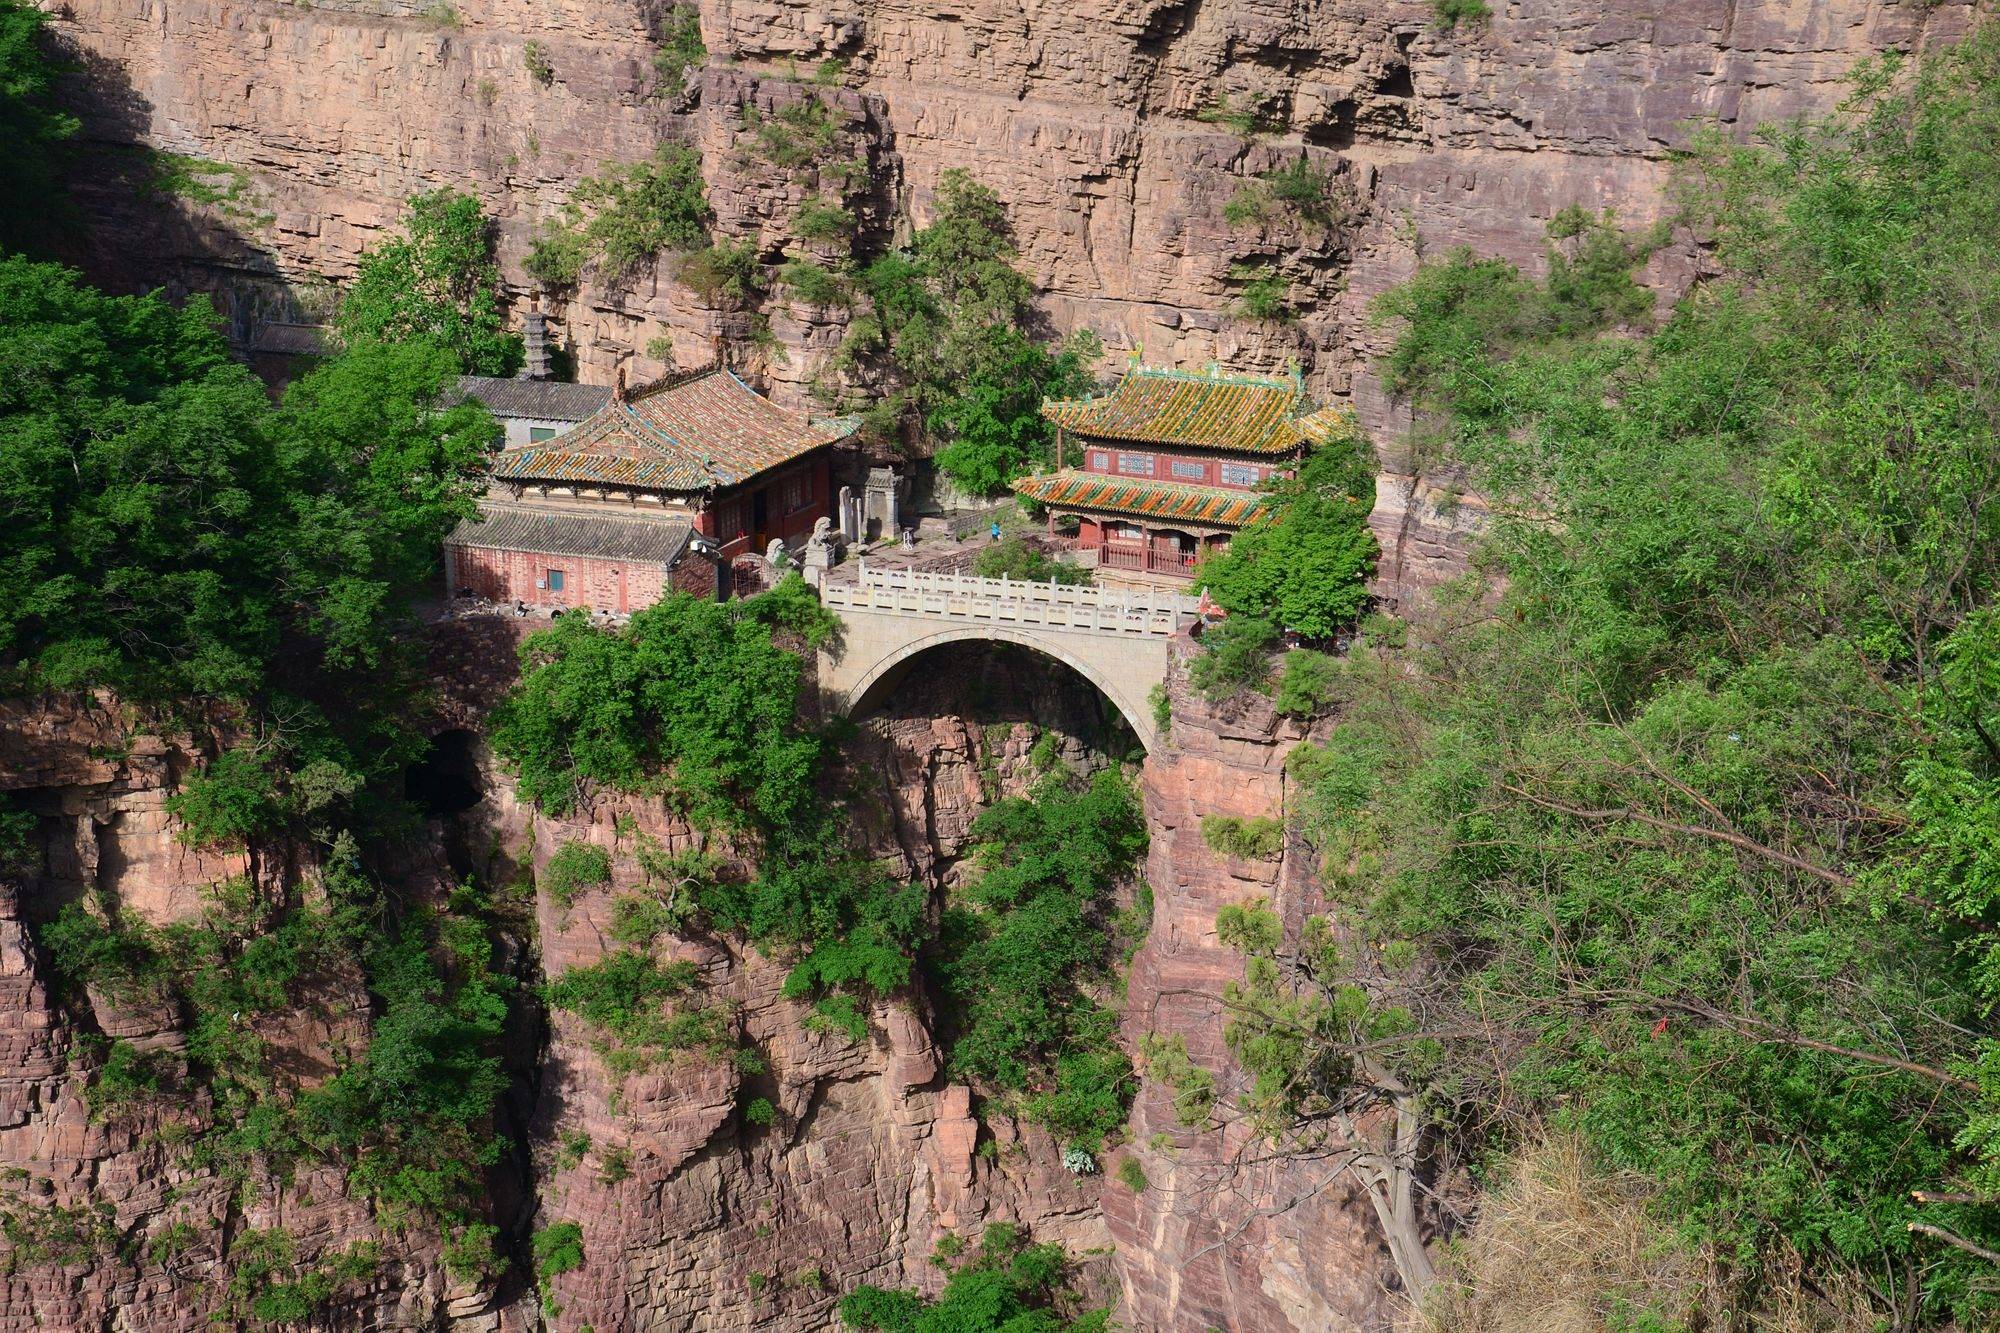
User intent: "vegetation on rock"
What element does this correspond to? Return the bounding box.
[828,170,1098,495]
[1226,28,2000,1319]
[337,189,523,375]
[525,145,711,290]
[839,1222,1110,1332]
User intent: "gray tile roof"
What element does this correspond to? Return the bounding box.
[457,376,615,422]
[445,501,692,564]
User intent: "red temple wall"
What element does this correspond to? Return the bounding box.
[447,545,669,614]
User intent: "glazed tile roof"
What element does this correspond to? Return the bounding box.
[489,368,854,493]
[1012,470,1273,529]
[445,501,692,564]
[1042,364,1349,456]
[458,376,614,422]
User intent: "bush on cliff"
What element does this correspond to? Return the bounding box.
[337,188,523,376]
[0,0,78,257]
[829,170,1098,494]
[931,768,1147,1149]
[839,1222,1109,1332]
[1228,26,2000,1320]
[1194,427,1378,642]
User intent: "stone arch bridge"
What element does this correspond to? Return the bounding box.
[816,563,1199,752]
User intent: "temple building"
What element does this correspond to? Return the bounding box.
[445,365,853,614]
[457,313,613,446]
[1012,363,1348,583]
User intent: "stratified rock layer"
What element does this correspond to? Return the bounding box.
[47,0,1972,599]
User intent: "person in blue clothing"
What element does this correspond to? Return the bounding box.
[990,519,1002,542]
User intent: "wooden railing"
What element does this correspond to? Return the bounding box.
[1093,540,1198,575]
[819,561,1198,637]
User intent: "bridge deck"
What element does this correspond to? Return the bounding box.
[818,561,1198,637]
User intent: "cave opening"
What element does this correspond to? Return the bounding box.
[404,728,485,817]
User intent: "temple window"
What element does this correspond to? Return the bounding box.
[778,469,812,514]
[1170,459,1207,481]
[529,426,558,442]
[1116,452,1154,476]
[1220,462,1260,487]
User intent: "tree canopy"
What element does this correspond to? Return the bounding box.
[1227,25,2000,1321]
[1194,426,1378,640]
[833,170,1098,495]
[0,0,78,257]
[336,189,523,376]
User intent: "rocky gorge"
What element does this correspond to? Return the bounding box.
[0,627,1380,1329]
[4,0,1988,1328]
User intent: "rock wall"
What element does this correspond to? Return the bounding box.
[0,639,1153,1330]
[0,696,466,1330]
[46,0,1974,599]
[1109,636,1398,1330]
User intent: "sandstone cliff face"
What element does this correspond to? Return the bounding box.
[1109,637,1399,1331]
[48,0,1972,599]
[0,696,465,1331]
[0,643,1152,1330]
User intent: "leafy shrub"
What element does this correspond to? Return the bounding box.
[1196,94,1280,136]
[337,189,522,374]
[779,257,848,308]
[608,892,680,946]
[932,770,1147,1149]
[743,1096,775,1127]
[490,582,831,826]
[1148,684,1171,735]
[679,239,763,306]
[746,95,842,170]
[1197,436,1377,640]
[1115,1156,1148,1192]
[651,6,705,92]
[86,1039,174,1121]
[527,145,711,288]
[840,1224,1109,1331]
[1137,1033,1215,1127]
[523,40,554,86]
[532,1222,585,1284]
[1188,615,1277,699]
[441,1223,503,1283]
[1200,814,1284,860]
[542,951,727,1067]
[973,537,1091,585]
[1224,158,1342,231]
[1229,261,1292,321]
[543,841,612,908]
[1433,0,1491,26]
[793,197,855,241]
[167,746,282,849]
[833,171,1097,497]
[1274,648,1339,718]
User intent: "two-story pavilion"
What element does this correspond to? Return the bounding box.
[446,365,854,614]
[1012,363,1347,581]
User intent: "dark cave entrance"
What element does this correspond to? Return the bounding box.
[404,728,485,818]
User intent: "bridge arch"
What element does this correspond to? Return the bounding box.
[838,624,1160,753]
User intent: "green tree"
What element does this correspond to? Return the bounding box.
[839,1223,1109,1332]
[0,0,78,256]
[525,145,710,290]
[1196,430,1378,640]
[337,189,523,376]
[1240,25,2000,1320]
[931,769,1146,1149]
[834,171,1097,494]
[1,255,491,840]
